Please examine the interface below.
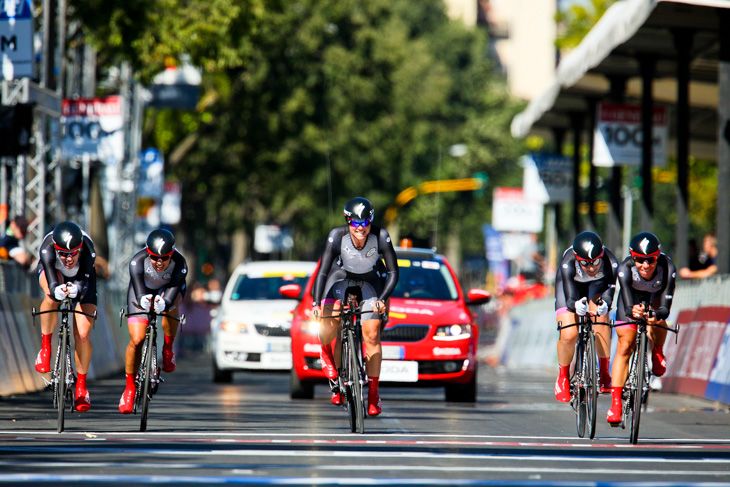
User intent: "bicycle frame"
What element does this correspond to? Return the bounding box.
[32,298,97,433]
[121,308,185,432]
[559,312,610,440]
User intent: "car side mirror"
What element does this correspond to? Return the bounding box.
[279,283,302,299]
[466,288,491,305]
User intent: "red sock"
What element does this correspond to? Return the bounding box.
[599,357,610,375]
[164,334,175,349]
[77,373,87,391]
[126,373,136,388]
[558,365,570,378]
[654,345,664,355]
[611,386,622,403]
[368,376,379,394]
[41,333,52,348]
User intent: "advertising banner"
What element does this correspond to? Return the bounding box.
[524,154,572,203]
[61,96,124,164]
[593,102,668,167]
[1,0,33,79]
[663,307,730,397]
[492,187,543,233]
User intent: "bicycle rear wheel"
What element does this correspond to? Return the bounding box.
[629,333,647,444]
[574,335,587,438]
[585,331,598,440]
[56,328,69,434]
[139,333,154,432]
[346,328,365,434]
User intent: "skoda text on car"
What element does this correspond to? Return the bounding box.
[285,248,491,402]
[212,260,317,382]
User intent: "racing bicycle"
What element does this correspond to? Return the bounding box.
[32,298,97,433]
[325,290,368,434]
[616,303,679,444]
[120,307,185,432]
[558,302,610,439]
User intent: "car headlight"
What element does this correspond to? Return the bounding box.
[434,324,470,340]
[302,320,320,336]
[221,321,248,334]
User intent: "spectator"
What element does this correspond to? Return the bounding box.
[0,215,29,267]
[679,233,718,279]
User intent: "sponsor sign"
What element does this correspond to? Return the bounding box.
[593,102,669,167]
[662,307,730,397]
[492,187,543,233]
[523,154,572,203]
[1,0,33,79]
[380,360,418,382]
[706,310,730,403]
[61,96,124,164]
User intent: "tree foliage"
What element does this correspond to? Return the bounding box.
[555,0,618,50]
[71,0,524,271]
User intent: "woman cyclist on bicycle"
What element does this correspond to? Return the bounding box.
[554,231,619,403]
[119,228,188,414]
[35,221,98,412]
[311,197,399,416]
[607,232,676,424]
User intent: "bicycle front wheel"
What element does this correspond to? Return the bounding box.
[585,331,598,440]
[346,328,365,434]
[139,335,154,432]
[629,332,647,444]
[56,329,69,434]
[574,335,587,438]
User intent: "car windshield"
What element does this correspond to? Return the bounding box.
[391,259,458,300]
[231,273,310,301]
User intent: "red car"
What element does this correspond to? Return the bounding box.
[281,247,491,402]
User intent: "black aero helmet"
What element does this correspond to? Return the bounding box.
[52,221,83,251]
[629,232,661,258]
[343,197,374,222]
[572,231,604,261]
[146,228,175,257]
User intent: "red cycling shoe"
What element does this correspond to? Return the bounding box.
[35,348,51,373]
[367,393,382,416]
[607,401,622,425]
[162,347,176,373]
[119,385,135,414]
[331,392,342,406]
[554,376,570,402]
[652,348,667,377]
[320,348,337,380]
[75,388,91,412]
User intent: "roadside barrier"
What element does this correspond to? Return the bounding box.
[503,274,730,405]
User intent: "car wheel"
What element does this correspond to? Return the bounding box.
[290,368,315,399]
[212,358,233,383]
[444,370,477,403]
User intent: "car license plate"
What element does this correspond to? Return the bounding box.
[261,352,292,367]
[267,342,291,353]
[380,360,418,382]
[381,346,405,360]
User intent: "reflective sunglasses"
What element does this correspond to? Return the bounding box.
[349,219,371,228]
[148,253,171,263]
[57,249,79,258]
[578,258,601,267]
[634,256,657,265]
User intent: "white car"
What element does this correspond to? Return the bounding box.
[212,260,316,382]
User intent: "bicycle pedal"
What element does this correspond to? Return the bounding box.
[608,421,620,428]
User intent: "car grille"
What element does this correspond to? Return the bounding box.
[381,324,430,342]
[254,325,290,337]
[418,360,465,375]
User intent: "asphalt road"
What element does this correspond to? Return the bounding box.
[1,352,730,486]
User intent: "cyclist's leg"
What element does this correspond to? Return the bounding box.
[555,308,577,402]
[121,287,148,413]
[608,301,636,422]
[359,282,382,416]
[318,280,345,379]
[160,293,184,372]
[647,296,668,376]
[35,271,60,372]
[589,289,612,391]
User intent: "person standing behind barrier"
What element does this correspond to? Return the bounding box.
[119,228,188,414]
[554,231,619,403]
[607,232,676,424]
[679,233,718,279]
[35,221,98,412]
[0,215,29,267]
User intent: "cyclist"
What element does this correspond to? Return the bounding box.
[119,228,188,414]
[35,221,97,412]
[311,197,399,416]
[607,231,676,424]
[554,231,619,402]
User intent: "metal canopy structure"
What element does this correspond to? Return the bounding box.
[510,0,730,273]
